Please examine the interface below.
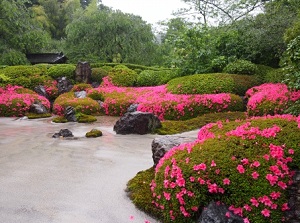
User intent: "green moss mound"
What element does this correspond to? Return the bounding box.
[108,65,138,87]
[52,116,68,123]
[46,64,76,80]
[53,92,101,116]
[151,115,299,223]
[166,73,259,96]
[155,111,246,135]
[77,113,97,123]
[223,59,258,75]
[72,83,92,92]
[0,65,42,78]
[85,129,102,137]
[26,113,52,119]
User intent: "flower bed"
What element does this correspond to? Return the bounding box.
[0,85,50,117]
[151,115,300,222]
[89,77,244,120]
[246,83,300,116]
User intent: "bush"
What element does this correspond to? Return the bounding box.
[264,68,287,83]
[108,65,138,87]
[151,115,300,223]
[0,85,50,117]
[46,64,76,80]
[246,83,300,116]
[71,83,92,92]
[136,69,180,87]
[0,50,29,66]
[0,65,42,78]
[223,60,258,75]
[91,68,109,83]
[10,74,52,90]
[53,92,102,116]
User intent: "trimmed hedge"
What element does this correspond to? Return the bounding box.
[166,73,260,96]
[91,67,109,83]
[151,115,300,223]
[136,69,180,87]
[46,64,76,80]
[108,65,138,87]
[0,65,42,78]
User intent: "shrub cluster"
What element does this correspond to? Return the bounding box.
[136,69,180,86]
[108,65,138,87]
[91,67,109,83]
[151,115,300,223]
[167,73,260,96]
[223,60,258,75]
[264,68,287,83]
[0,85,50,117]
[246,83,300,116]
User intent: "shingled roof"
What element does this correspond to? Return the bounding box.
[26,52,67,64]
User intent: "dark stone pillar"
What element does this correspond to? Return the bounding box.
[75,61,91,83]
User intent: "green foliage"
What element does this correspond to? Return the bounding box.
[108,65,138,87]
[71,83,92,91]
[46,64,76,80]
[91,68,108,83]
[85,128,103,137]
[166,73,259,96]
[155,111,246,135]
[153,117,300,223]
[136,70,160,86]
[77,113,97,123]
[1,65,42,78]
[223,60,258,75]
[52,116,68,123]
[210,56,228,72]
[87,89,104,101]
[0,50,29,66]
[264,68,287,83]
[26,112,52,119]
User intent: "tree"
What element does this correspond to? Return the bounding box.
[64,7,159,65]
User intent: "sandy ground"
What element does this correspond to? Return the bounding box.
[0,116,166,223]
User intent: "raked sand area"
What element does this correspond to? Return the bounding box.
[0,116,166,223]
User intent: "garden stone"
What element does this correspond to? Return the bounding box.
[52,129,74,138]
[75,61,91,83]
[74,90,87,98]
[91,82,100,88]
[285,169,300,222]
[113,111,161,135]
[29,101,49,114]
[64,106,77,122]
[152,135,197,167]
[198,201,244,223]
[34,85,49,99]
[127,104,139,113]
[57,77,73,95]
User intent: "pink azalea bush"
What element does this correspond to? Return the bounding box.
[246,83,300,116]
[0,85,50,117]
[88,77,244,120]
[151,114,300,222]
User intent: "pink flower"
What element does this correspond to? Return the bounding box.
[163,192,171,200]
[243,218,250,223]
[241,158,249,165]
[266,174,278,186]
[237,165,245,174]
[278,181,287,189]
[261,208,270,217]
[250,197,259,207]
[193,163,207,171]
[251,161,260,168]
[281,203,289,211]
[288,149,294,154]
[211,160,216,167]
[252,171,259,179]
[129,215,134,220]
[208,183,218,193]
[225,212,231,218]
[223,178,230,185]
[270,191,281,200]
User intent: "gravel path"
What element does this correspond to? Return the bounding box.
[0,117,161,223]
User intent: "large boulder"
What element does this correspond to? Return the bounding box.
[34,85,49,99]
[74,90,87,99]
[152,135,196,167]
[29,101,49,114]
[113,111,161,135]
[197,201,244,223]
[285,170,300,222]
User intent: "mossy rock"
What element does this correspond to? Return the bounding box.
[26,113,52,119]
[151,115,299,222]
[52,116,68,123]
[85,129,102,137]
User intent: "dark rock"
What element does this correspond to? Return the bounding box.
[75,61,91,83]
[57,77,73,95]
[91,82,100,88]
[127,104,139,113]
[64,106,77,122]
[74,91,87,98]
[29,101,49,114]
[152,135,196,167]
[113,111,161,135]
[52,129,73,138]
[198,201,244,223]
[34,85,49,99]
[285,169,300,222]
[86,129,103,138]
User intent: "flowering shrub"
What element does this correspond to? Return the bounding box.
[71,83,92,92]
[151,115,300,222]
[0,85,50,117]
[53,92,102,116]
[43,80,59,100]
[89,77,244,120]
[246,83,300,116]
